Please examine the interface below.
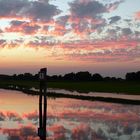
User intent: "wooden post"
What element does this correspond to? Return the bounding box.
[43,89,47,139]
[39,89,42,130]
[38,68,47,140]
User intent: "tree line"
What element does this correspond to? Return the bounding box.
[0,71,140,82]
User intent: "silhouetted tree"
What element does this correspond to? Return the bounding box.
[136,71,140,81]
[17,74,24,80]
[126,72,136,81]
[0,75,11,80]
[104,77,111,81]
[0,70,139,82]
[12,74,17,80]
[23,73,33,80]
[117,78,123,81]
[63,73,76,81]
[50,75,60,81]
[75,71,92,81]
[126,71,140,81]
[111,77,117,81]
[92,73,103,81]
[34,73,39,80]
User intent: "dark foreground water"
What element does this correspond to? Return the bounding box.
[0,89,140,140]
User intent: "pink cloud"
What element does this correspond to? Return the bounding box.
[6,111,22,121]
[23,111,38,121]
[2,125,39,140]
[72,124,93,140]
[5,20,41,35]
[135,11,140,20]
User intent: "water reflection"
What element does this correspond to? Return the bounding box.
[48,88,140,100]
[0,89,140,140]
[38,89,47,140]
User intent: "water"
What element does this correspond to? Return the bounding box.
[48,88,140,100]
[0,89,140,140]
[31,87,140,100]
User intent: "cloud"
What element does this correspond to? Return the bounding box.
[0,39,24,48]
[48,124,66,133]
[0,112,5,121]
[69,0,107,19]
[53,15,70,35]
[0,0,28,18]
[56,15,69,27]
[108,0,124,12]
[123,126,133,135]
[47,124,66,140]
[57,39,140,62]
[0,28,3,33]
[109,16,121,24]
[0,0,126,43]
[71,20,93,35]
[69,0,124,19]
[63,0,124,35]
[27,36,60,48]
[107,28,118,39]
[23,0,61,22]
[8,135,21,140]
[7,111,22,122]
[10,20,26,26]
[68,47,140,62]
[23,111,38,121]
[20,126,37,137]
[6,20,41,34]
[2,125,39,140]
[0,39,7,48]
[0,0,61,22]
[135,11,140,20]
[135,31,140,37]
[0,111,23,122]
[121,28,132,36]
[72,124,93,140]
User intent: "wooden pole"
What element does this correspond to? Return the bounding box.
[39,91,42,129]
[38,68,47,140]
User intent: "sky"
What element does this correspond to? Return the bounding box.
[0,0,140,77]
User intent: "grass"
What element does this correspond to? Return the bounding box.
[47,81,140,94]
[0,80,140,94]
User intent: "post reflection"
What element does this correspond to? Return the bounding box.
[38,68,47,140]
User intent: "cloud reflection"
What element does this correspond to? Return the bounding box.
[0,90,140,140]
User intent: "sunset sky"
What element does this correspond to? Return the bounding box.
[0,0,140,77]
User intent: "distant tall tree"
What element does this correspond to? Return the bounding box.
[12,74,17,80]
[126,72,137,81]
[63,73,75,81]
[50,75,59,81]
[75,71,92,81]
[92,73,103,81]
[23,73,33,80]
[136,71,140,81]
[17,74,24,80]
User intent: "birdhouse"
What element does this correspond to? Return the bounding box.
[39,68,47,81]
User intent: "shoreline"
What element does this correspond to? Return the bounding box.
[1,87,140,105]
[1,80,140,94]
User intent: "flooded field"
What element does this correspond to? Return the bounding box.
[48,88,140,100]
[0,89,140,140]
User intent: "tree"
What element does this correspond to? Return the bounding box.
[63,73,75,81]
[92,73,103,81]
[75,71,92,81]
[126,72,137,81]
